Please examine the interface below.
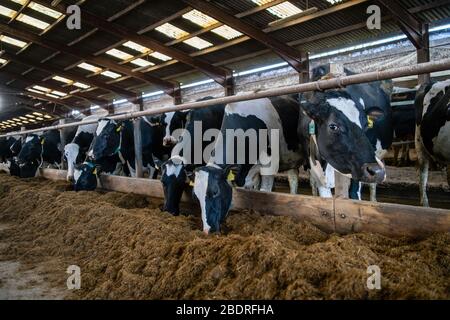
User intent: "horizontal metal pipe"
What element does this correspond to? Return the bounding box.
[2,59,449,138]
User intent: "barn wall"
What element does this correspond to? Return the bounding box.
[111,30,450,115]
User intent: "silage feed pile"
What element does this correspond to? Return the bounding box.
[0,173,449,300]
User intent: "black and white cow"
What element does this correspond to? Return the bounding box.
[312,65,393,201]
[149,111,189,147]
[18,125,76,168]
[415,79,450,207]
[160,100,226,215]
[193,90,386,234]
[64,115,100,182]
[91,118,168,176]
[0,136,19,162]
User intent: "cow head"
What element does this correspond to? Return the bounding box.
[161,111,188,147]
[18,134,42,164]
[8,157,39,178]
[64,143,81,182]
[193,164,233,234]
[91,119,122,160]
[301,91,386,183]
[160,156,191,215]
[73,162,98,191]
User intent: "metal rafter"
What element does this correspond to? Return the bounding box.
[181,0,307,73]
[1,70,108,106]
[34,0,232,87]
[1,52,137,99]
[0,24,178,94]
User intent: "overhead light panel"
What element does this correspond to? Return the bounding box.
[155,23,189,39]
[101,70,122,79]
[28,2,63,19]
[122,41,150,54]
[182,9,217,28]
[106,48,133,60]
[0,35,27,48]
[27,88,44,94]
[52,76,72,84]
[183,36,213,50]
[52,91,67,97]
[130,58,154,67]
[16,13,50,30]
[73,82,90,89]
[46,93,59,99]
[0,58,7,64]
[251,0,303,19]
[0,5,17,18]
[33,85,51,93]
[149,51,172,61]
[78,62,102,73]
[211,25,243,40]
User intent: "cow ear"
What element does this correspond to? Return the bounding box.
[74,163,82,171]
[301,101,322,122]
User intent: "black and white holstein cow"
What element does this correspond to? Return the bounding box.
[160,99,225,215]
[312,65,393,201]
[415,79,450,207]
[17,125,76,178]
[0,136,21,174]
[64,115,100,182]
[74,117,169,191]
[193,90,386,234]
[149,110,189,147]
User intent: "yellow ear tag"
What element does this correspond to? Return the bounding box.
[41,138,45,145]
[93,168,97,175]
[116,126,121,132]
[367,116,374,129]
[227,170,235,182]
[189,181,195,187]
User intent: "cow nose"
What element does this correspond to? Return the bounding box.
[362,163,385,183]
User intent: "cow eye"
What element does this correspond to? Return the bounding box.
[329,124,339,131]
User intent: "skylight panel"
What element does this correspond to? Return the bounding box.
[106,48,133,60]
[52,91,67,97]
[130,58,154,67]
[155,23,189,39]
[16,13,50,30]
[101,70,122,79]
[26,114,35,118]
[27,88,43,94]
[33,112,43,116]
[183,36,213,50]
[78,62,102,73]
[251,0,303,19]
[73,82,90,89]
[28,2,63,19]
[122,41,150,53]
[0,58,7,64]
[149,51,172,61]
[326,0,343,4]
[0,35,27,48]
[32,85,51,93]
[211,25,243,40]
[46,93,59,99]
[52,76,72,84]
[0,5,17,18]
[10,0,27,5]
[182,9,217,28]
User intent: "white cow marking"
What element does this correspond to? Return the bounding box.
[64,143,80,179]
[193,170,211,234]
[25,136,35,143]
[327,97,362,128]
[96,119,111,136]
[164,112,175,139]
[423,79,450,116]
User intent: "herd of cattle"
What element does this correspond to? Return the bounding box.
[0,67,449,233]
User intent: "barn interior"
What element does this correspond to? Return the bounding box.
[0,0,450,301]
